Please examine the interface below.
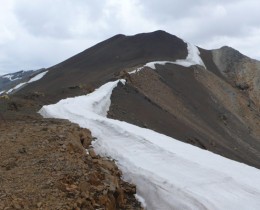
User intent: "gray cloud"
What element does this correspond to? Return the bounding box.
[145,0,260,48]
[0,0,260,75]
[13,0,111,39]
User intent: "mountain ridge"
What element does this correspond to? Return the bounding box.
[2,30,260,168]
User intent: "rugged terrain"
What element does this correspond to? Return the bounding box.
[109,61,260,168]
[2,31,260,168]
[1,30,260,209]
[0,98,142,209]
[4,31,260,168]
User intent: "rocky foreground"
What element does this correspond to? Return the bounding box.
[0,115,142,209]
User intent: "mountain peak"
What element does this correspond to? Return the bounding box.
[147,30,169,35]
[130,30,179,40]
[216,45,246,60]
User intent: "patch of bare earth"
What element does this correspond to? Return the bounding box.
[0,119,142,210]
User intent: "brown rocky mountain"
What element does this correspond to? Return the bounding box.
[7,30,260,168]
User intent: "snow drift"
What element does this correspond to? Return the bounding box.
[39,79,260,210]
[129,42,206,74]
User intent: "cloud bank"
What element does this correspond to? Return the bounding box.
[1,0,260,75]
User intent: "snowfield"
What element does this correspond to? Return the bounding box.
[129,42,206,74]
[39,80,260,210]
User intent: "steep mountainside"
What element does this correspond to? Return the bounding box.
[18,30,187,96]
[7,30,260,168]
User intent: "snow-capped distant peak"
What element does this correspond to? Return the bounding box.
[129,42,206,74]
[5,70,48,94]
[2,74,22,81]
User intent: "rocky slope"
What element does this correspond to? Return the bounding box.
[0,104,142,209]
[212,46,260,110]
[108,63,260,168]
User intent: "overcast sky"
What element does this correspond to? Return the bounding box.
[1,0,260,75]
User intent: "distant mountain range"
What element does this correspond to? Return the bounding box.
[3,30,260,168]
[0,68,46,94]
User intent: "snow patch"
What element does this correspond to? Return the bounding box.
[2,74,22,81]
[0,91,5,95]
[128,42,206,74]
[39,80,260,210]
[27,71,48,83]
[175,42,206,68]
[6,82,27,94]
[135,194,147,209]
